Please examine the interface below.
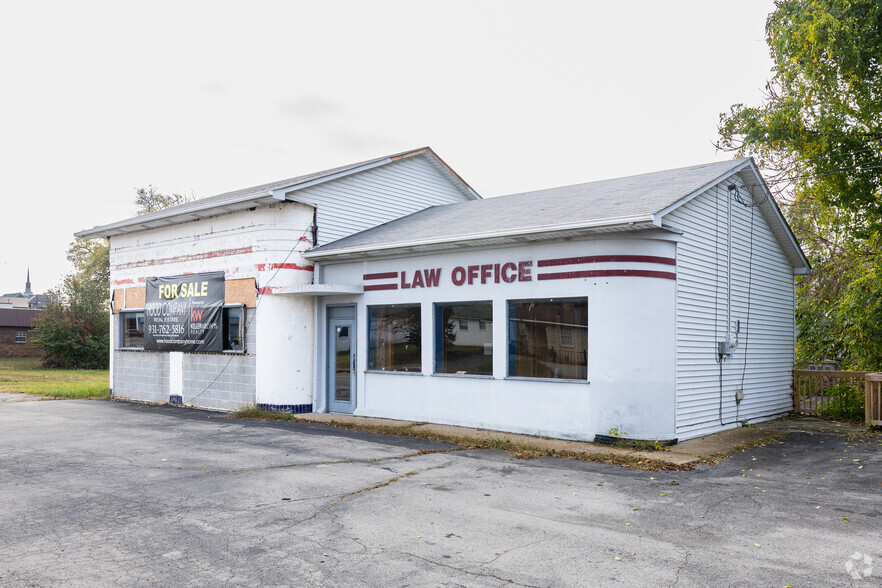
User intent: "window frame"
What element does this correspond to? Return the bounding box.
[119,308,146,349]
[15,330,27,344]
[434,301,494,377]
[506,297,588,382]
[366,303,422,374]
[223,304,246,353]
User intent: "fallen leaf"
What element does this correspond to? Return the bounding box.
[659,493,668,496]
[843,518,850,523]
[670,481,679,485]
[752,543,761,547]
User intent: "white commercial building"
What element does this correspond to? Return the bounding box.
[77,148,810,442]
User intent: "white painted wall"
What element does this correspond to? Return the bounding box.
[665,174,796,439]
[109,201,316,292]
[255,294,314,407]
[169,351,183,397]
[318,233,679,441]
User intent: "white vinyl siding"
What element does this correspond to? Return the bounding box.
[667,181,795,439]
[296,155,474,246]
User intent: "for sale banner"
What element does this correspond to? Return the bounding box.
[144,272,225,352]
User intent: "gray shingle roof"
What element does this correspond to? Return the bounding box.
[75,147,475,239]
[308,158,751,257]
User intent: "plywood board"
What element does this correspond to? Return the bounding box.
[225,278,257,308]
[125,286,146,309]
[112,289,125,314]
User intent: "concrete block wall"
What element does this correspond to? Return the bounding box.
[181,353,256,410]
[113,351,170,403]
[113,309,257,409]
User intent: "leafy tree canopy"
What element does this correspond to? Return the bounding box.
[718,0,882,370]
[134,185,195,215]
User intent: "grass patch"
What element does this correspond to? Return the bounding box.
[229,404,297,420]
[228,404,691,471]
[0,357,109,399]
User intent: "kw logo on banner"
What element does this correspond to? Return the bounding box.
[190,308,204,321]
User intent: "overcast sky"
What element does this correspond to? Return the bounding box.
[0,0,777,296]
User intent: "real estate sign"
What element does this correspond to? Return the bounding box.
[144,272,224,352]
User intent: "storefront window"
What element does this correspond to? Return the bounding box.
[435,302,493,375]
[368,304,422,372]
[121,311,145,348]
[508,298,587,380]
[224,305,245,351]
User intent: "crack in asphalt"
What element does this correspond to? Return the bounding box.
[670,551,690,587]
[164,449,457,474]
[391,548,546,588]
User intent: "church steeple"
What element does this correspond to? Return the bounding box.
[24,268,32,297]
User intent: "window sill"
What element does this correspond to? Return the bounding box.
[432,372,494,379]
[365,369,423,376]
[504,376,590,384]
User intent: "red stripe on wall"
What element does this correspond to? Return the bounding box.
[112,246,256,270]
[363,272,398,280]
[256,263,314,272]
[364,283,399,291]
[537,255,676,267]
[537,269,677,281]
[538,255,677,267]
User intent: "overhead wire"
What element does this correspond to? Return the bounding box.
[186,220,316,404]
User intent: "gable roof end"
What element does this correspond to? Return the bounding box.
[74,147,479,239]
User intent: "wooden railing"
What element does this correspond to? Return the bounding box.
[793,370,868,415]
[867,373,882,425]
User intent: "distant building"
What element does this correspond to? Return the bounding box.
[0,296,30,310]
[2,270,51,309]
[0,308,42,358]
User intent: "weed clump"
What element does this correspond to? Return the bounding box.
[817,383,865,422]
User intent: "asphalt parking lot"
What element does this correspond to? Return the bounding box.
[1,395,880,587]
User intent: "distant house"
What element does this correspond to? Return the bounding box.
[0,309,42,358]
[0,296,30,310]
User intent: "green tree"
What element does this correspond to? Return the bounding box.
[32,275,110,369]
[717,0,882,369]
[66,237,110,302]
[134,185,195,215]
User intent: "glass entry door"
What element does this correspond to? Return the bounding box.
[328,317,356,413]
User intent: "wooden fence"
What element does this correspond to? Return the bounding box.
[867,373,882,425]
[793,369,882,424]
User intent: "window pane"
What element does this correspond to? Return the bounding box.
[435,302,493,375]
[368,305,421,372]
[122,312,145,348]
[15,331,26,343]
[224,306,244,351]
[508,299,587,380]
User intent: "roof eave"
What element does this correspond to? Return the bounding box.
[74,194,280,239]
[75,147,480,239]
[305,216,656,261]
